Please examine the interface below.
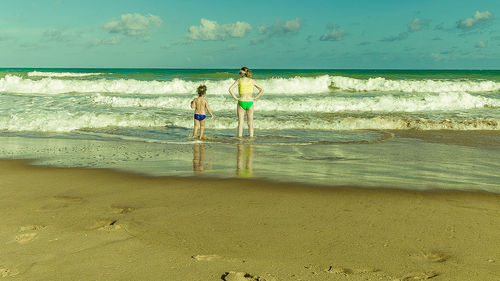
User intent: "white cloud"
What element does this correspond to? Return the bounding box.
[104,13,162,39]
[457,11,493,29]
[408,18,429,32]
[187,18,251,41]
[381,17,429,42]
[259,17,302,35]
[320,29,346,41]
[251,17,303,44]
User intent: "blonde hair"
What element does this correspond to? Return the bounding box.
[197,85,207,96]
[240,66,252,77]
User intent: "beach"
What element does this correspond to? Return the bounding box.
[1,69,500,280]
[1,159,499,281]
[2,0,500,279]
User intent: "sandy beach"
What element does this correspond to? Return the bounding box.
[2,1,500,280]
[1,160,498,281]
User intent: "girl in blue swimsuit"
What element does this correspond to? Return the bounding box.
[228,67,264,137]
[191,85,214,139]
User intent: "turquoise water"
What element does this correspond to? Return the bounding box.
[0,68,499,192]
[2,68,500,81]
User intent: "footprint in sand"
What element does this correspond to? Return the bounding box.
[323,265,379,276]
[324,266,353,275]
[15,224,47,244]
[89,220,121,231]
[111,206,135,214]
[20,225,46,231]
[396,271,439,281]
[1,267,19,278]
[192,254,223,261]
[421,252,449,263]
[192,255,245,263]
[221,271,273,281]
[15,232,38,244]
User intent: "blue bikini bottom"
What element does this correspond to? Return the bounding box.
[194,114,206,121]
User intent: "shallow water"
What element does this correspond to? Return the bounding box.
[1,68,499,192]
[1,131,499,193]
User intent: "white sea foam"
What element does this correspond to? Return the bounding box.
[167,116,500,131]
[27,71,104,78]
[3,74,500,95]
[0,110,498,132]
[330,76,500,93]
[0,111,165,132]
[1,75,204,95]
[93,92,500,112]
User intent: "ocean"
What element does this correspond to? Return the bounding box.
[1,68,499,192]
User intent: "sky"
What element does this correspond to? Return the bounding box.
[0,0,499,69]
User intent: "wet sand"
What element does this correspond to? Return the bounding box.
[390,130,500,148]
[0,160,499,281]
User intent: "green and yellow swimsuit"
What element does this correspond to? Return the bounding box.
[238,79,254,110]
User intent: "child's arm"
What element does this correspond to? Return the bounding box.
[228,79,239,101]
[205,100,214,118]
[254,80,264,100]
[190,98,196,109]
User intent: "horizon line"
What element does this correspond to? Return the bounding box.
[1,67,500,71]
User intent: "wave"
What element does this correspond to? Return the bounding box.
[330,76,500,93]
[0,111,165,132]
[0,75,332,95]
[180,117,500,131]
[1,110,498,132]
[93,92,500,112]
[27,71,104,78]
[1,75,204,95]
[3,74,500,95]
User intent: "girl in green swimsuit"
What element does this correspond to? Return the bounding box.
[228,66,264,137]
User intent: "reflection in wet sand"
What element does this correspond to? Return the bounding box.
[192,143,205,174]
[237,144,253,178]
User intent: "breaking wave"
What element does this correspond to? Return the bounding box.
[2,74,500,95]
[0,111,498,132]
[27,71,104,78]
[93,92,500,112]
[329,76,500,93]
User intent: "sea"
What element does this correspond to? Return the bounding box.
[1,68,499,192]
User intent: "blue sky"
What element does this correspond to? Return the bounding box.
[0,0,499,69]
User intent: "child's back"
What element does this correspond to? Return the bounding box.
[191,85,213,139]
[192,96,208,115]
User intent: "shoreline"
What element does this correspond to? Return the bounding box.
[7,157,500,196]
[2,129,499,193]
[1,159,499,280]
[5,155,500,196]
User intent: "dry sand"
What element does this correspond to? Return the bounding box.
[0,160,499,281]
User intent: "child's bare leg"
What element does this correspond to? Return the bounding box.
[237,104,245,137]
[199,120,205,139]
[247,106,254,137]
[193,119,200,137]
